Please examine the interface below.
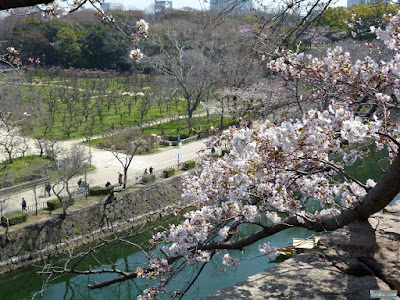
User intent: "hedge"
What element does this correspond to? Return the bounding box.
[89,186,113,196]
[211,153,220,159]
[142,174,156,184]
[1,211,28,226]
[167,134,189,141]
[183,160,196,170]
[163,168,175,178]
[47,198,75,211]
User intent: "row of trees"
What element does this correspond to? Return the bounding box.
[3,10,271,140]
[0,10,142,70]
[317,2,399,39]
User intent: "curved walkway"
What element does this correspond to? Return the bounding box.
[0,136,213,215]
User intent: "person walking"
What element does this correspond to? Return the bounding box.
[118,172,123,186]
[21,198,27,212]
[149,166,153,174]
[45,183,51,197]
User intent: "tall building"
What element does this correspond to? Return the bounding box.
[101,2,124,11]
[347,0,390,7]
[155,0,173,13]
[210,0,252,11]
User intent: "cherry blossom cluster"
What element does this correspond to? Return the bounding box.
[372,12,400,52]
[4,47,21,66]
[43,1,69,18]
[136,11,400,300]
[259,242,280,257]
[129,20,149,61]
[130,49,143,61]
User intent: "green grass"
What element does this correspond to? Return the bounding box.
[143,114,235,137]
[0,156,53,189]
[87,114,235,152]
[21,82,193,140]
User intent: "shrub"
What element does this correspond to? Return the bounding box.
[142,174,156,184]
[211,153,220,159]
[163,168,175,178]
[167,134,188,141]
[47,198,75,211]
[99,139,112,149]
[89,186,113,196]
[1,211,28,226]
[183,160,196,170]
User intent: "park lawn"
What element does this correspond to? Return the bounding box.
[88,114,235,152]
[0,156,53,189]
[30,73,147,92]
[22,85,190,139]
[143,114,236,137]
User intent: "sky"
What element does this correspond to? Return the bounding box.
[115,0,348,11]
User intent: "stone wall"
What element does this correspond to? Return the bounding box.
[0,176,183,274]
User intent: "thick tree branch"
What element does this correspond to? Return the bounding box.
[200,153,400,250]
[0,0,52,10]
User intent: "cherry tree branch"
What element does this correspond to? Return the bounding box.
[200,153,400,251]
[0,0,52,10]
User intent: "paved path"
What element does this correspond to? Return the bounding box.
[0,136,213,215]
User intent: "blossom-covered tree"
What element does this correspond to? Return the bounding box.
[37,10,400,300]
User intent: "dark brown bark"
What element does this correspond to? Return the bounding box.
[0,0,52,10]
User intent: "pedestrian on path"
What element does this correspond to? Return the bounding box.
[118,172,123,186]
[21,198,27,212]
[45,183,51,197]
[149,166,153,174]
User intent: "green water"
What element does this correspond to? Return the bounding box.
[0,224,315,300]
[0,148,395,300]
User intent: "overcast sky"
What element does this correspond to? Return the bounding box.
[118,0,347,11]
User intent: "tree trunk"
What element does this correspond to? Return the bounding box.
[123,168,128,189]
[220,103,224,129]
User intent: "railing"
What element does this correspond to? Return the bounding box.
[25,201,48,213]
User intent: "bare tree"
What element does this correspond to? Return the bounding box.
[52,144,89,216]
[0,112,25,163]
[103,127,148,189]
[43,139,62,163]
[137,89,154,128]
[145,19,221,129]
[31,183,41,215]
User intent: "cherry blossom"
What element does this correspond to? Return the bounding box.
[130,12,400,299]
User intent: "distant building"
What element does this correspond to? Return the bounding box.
[101,2,124,11]
[210,0,252,11]
[347,0,391,7]
[155,0,173,13]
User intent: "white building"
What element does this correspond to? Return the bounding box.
[155,0,173,13]
[101,2,124,11]
[210,0,252,11]
[347,0,390,7]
